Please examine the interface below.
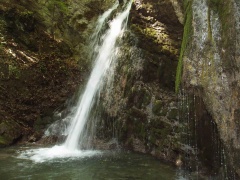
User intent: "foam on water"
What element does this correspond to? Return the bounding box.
[18,145,101,163]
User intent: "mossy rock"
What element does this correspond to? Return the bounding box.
[152,100,164,115]
[152,100,170,116]
[128,106,147,122]
[167,108,179,120]
[33,116,53,132]
[148,118,172,138]
[142,88,151,106]
[0,135,10,147]
[149,134,157,144]
[127,84,151,109]
[0,120,22,147]
[160,108,169,116]
[137,123,147,140]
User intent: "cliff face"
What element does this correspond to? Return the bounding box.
[181,0,240,176]
[0,0,185,163]
[96,0,184,163]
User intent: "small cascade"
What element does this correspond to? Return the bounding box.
[20,1,132,162]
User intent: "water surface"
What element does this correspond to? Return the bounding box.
[0,146,188,180]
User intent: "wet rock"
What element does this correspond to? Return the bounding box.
[130,0,183,88]
[0,120,23,147]
[167,108,178,120]
[38,135,66,145]
[92,0,184,164]
[91,139,120,150]
[28,132,42,143]
[152,100,164,116]
[181,0,240,176]
[132,138,146,153]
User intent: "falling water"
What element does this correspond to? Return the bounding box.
[64,2,132,150]
[43,1,119,140]
[20,1,132,162]
[90,1,119,51]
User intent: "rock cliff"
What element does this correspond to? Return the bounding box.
[96,0,184,164]
[180,0,240,177]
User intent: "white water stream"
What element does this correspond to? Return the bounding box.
[64,2,131,150]
[19,1,132,162]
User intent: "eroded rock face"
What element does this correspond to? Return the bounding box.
[181,0,240,176]
[130,0,183,88]
[0,0,116,145]
[0,119,23,147]
[96,0,184,163]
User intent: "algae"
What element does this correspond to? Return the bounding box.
[175,0,193,93]
[0,136,7,145]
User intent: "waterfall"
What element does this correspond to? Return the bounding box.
[64,1,132,150]
[90,1,119,51]
[43,1,119,140]
[20,1,132,162]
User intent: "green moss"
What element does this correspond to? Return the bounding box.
[167,108,179,120]
[0,136,8,145]
[149,134,156,144]
[152,100,163,115]
[48,0,68,13]
[175,0,193,93]
[142,89,151,106]
[207,7,213,43]
[144,27,157,38]
[8,64,20,79]
[139,124,146,139]
[20,10,34,18]
[160,108,168,116]
[131,24,178,56]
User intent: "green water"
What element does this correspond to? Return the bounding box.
[0,146,189,180]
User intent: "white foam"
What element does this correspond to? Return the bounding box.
[18,145,101,163]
